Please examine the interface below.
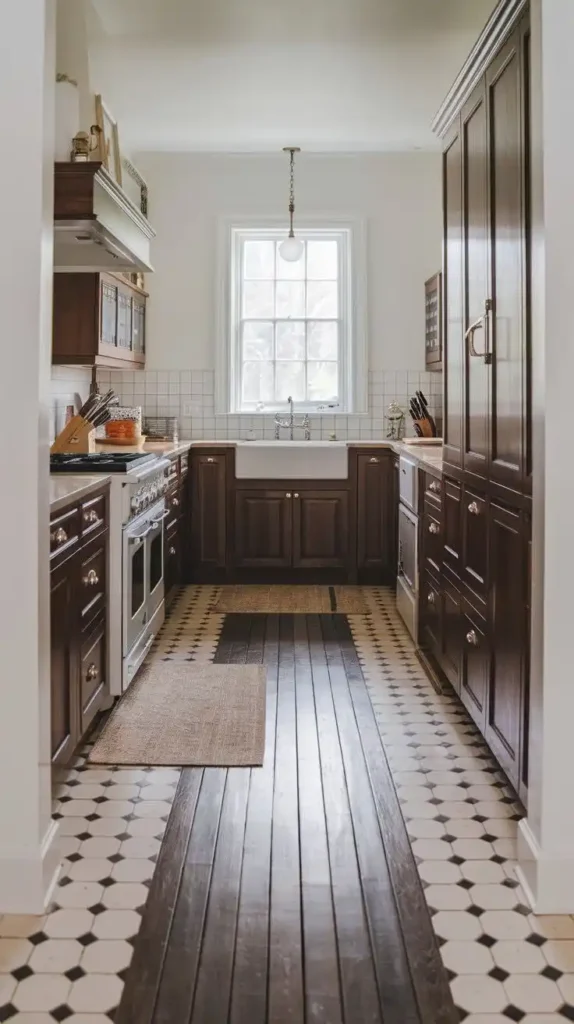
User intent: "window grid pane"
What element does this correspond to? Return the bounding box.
[239,236,341,407]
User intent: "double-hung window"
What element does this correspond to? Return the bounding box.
[218,222,366,415]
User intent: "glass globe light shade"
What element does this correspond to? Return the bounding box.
[278,235,304,262]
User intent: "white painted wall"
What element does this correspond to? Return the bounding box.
[137,152,442,373]
[0,0,61,913]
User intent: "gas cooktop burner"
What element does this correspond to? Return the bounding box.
[50,452,157,474]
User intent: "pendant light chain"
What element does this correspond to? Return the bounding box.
[288,148,296,237]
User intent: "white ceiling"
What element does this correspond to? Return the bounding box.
[88,0,496,154]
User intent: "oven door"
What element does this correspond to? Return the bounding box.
[123,508,153,657]
[398,502,418,594]
[147,504,168,621]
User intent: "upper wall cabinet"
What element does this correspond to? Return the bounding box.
[53,272,147,369]
[434,1,531,501]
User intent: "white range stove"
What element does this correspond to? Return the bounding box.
[51,452,171,694]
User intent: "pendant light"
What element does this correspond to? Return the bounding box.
[278,146,304,262]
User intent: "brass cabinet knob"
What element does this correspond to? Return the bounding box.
[468,501,480,515]
[428,522,440,535]
[51,527,68,545]
[369,457,379,463]
[428,591,436,605]
[172,496,180,507]
[285,492,292,498]
[84,509,99,524]
[86,663,98,681]
[294,492,299,498]
[169,546,176,556]
[82,568,99,586]
[207,457,215,463]
[466,629,479,646]
[429,481,441,493]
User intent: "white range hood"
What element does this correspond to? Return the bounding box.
[54,162,155,273]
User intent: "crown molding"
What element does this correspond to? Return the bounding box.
[432,0,529,138]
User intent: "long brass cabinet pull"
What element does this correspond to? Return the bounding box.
[465,298,493,364]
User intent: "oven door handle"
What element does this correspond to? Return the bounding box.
[129,524,153,543]
[150,510,170,528]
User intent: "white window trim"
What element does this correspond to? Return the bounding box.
[215,215,368,415]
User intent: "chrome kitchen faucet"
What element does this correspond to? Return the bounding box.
[274,396,311,440]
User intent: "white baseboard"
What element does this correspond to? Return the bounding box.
[0,819,61,915]
[517,818,574,913]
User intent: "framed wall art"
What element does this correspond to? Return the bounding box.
[94,94,122,185]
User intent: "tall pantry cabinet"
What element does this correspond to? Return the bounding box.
[433,0,531,800]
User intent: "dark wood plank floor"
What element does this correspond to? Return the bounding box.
[117,614,458,1024]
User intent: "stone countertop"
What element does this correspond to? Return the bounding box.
[96,437,444,475]
[50,475,111,514]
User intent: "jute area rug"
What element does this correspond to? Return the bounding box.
[89,663,266,767]
[211,585,369,614]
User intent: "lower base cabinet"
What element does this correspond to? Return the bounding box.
[50,486,109,765]
[234,487,349,572]
[417,471,530,798]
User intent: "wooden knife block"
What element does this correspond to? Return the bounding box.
[50,415,96,454]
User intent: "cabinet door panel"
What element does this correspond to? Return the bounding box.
[357,453,393,581]
[293,490,348,569]
[80,626,106,736]
[462,488,488,604]
[487,31,528,494]
[443,124,464,469]
[486,502,527,787]
[461,605,489,731]
[462,81,490,479]
[191,455,227,573]
[422,500,442,578]
[50,563,78,764]
[442,582,462,693]
[420,571,442,661]
[235,491,292,568]
[442,478,462,579]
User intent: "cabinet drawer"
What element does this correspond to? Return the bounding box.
[50,506,81,563]
[460,602,489,731]
[166,486,183,524]
[420,571,442,656]
[81,493,106,538]
[79,536,107,634]
[422,500,442,576]
[80,626,106,735]
[462,488,487,603]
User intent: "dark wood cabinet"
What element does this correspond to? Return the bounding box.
[50,561,78,765]
[440,18,531,499]
[356,452,395,582]
[235,490,292,569]
[50,483,109,765]
[432,2,532,801]
[292,490,348,569]
[485,502,528,788]
[190,451,229,579]
[164,452,190,605]
[52,272,147,369]
[442,124,464,470]
[461,602,489,732]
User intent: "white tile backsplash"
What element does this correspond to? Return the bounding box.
[96,368,443,441]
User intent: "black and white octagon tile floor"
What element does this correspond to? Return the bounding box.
[0,585,572,1023]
